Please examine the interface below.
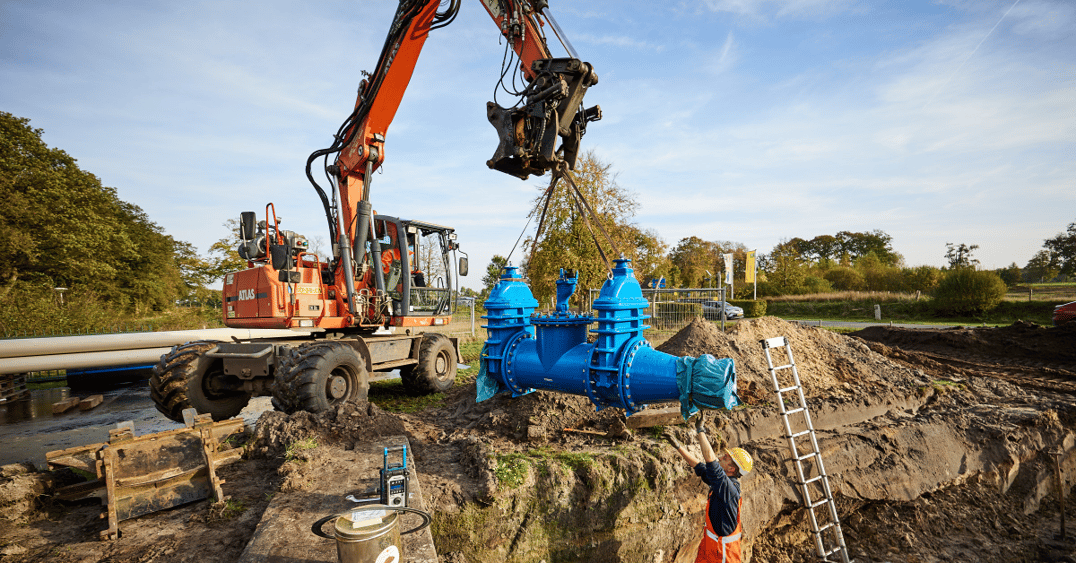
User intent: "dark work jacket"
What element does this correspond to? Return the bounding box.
[694,461,741,536]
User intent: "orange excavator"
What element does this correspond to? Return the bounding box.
[150,0,600,421]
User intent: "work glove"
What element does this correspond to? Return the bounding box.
[693,412,706,434]
[661,429,682,448]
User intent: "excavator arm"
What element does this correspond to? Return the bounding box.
[306,0,599,325]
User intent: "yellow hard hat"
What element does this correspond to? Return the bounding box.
[726,448,753,476]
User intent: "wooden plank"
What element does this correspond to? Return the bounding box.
[52,396,81,414]
[0,374,28,402]
[79,394,104,410]
[624,406,685,429]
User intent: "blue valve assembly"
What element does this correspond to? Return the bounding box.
[477,258,740,419]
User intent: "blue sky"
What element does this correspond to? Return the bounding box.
[2,0,1073,291]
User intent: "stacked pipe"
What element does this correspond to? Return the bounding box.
[0,328,304,375]
[478,258,740,418]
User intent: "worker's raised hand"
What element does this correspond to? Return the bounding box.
[661,428,682,448]
[692,412,707,434]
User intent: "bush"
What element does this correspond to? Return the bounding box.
[901,265,943,294]
[0,282,120,337]
[824,267,866,291]
[802,276,833,294]
[0,281,223,337]
[932,269,1007,315]
[730,300,767,317]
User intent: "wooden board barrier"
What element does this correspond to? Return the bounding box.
[46,409,245,540]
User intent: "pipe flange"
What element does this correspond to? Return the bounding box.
[502,330,532,396]
[618,339,646,414]
[583,347,604,409]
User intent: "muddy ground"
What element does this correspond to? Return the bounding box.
[1,317,1075,562]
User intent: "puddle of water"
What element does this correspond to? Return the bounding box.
[1,387,72,423]
[0,366,460,469]
[0,384,274,470]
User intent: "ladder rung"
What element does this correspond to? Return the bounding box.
[802,475,823,485]
[789,429,812,439]
[816,522,834,532]
[784,407,806,416]
[822,546,844,557]
[795,452,819,463]
[810,499,829,509]
[772,363,794,370]
[777,385,799,394]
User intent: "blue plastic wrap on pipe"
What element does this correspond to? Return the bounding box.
[478,260,740,418]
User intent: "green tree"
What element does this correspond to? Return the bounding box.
[479,255,509,302]
[944,242,980,270]
[1043,220,1076,276]
[1023,250,1059,283]
[174,240,221,306]
[668,236,722,288]
[1,112,134,293]
[801,234,840,263]
[524,152,642,304]
[836,230,900,266]
[0,112,188,311]
[204,219,249,281]
[623,226,670,286]
[763,240,808,295]
[111,202,186,313]
[996,263,1022,287]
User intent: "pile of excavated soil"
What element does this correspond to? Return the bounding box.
[250,400,408,457]
[657,317,921,405]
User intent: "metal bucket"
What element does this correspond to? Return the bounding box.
[333,507,401,563]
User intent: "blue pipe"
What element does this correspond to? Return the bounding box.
[479,259,740,418]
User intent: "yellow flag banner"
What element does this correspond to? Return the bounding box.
[745,251,756,284]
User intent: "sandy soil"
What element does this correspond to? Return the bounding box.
[1,317,1074,562]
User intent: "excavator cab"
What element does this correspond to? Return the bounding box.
[369,216,462,327]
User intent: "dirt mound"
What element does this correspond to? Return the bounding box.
[658,317,919,404]
[471,388,627,439]
[851,320,1076,364]
[251,401,408,457]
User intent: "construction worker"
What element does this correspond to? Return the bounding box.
[665,414,753,563]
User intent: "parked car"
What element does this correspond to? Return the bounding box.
[702,300,744,320]
[1054,301,1076,326]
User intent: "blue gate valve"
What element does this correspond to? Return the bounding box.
[477,259,740,419]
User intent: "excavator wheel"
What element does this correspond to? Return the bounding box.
[272,342,369,414]
[150,341,252,422]
[401,333,457,394]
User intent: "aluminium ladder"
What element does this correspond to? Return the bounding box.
[760,336,851,563]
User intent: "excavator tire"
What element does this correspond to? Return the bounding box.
[401,333,457,394]
[271,342,369,415]
[150,341,252,422]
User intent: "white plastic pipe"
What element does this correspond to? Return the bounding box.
[0,348,174,374]
[0,328,307,359]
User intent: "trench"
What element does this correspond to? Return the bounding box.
[429,369,1076,563]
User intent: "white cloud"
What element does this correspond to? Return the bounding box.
[698,0,856,19]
